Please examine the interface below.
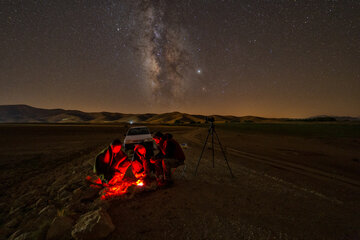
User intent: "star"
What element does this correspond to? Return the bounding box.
[0,1,358,117]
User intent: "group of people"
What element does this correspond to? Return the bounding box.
[94,131,185,187]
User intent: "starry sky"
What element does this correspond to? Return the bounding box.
[1,0,359,118]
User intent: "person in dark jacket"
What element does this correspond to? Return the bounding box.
[94,139,131,185]
[151,132,185,185]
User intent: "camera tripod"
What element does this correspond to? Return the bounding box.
[194,121,234,177]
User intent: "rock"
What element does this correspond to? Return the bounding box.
[9,206,23,216]
[58,185,69,194]
[66,201,89,214]
[35,198,47,208]
[72,187,84,199]
[82,160,92,167]
[58,185,73,201]
[8,231,31,240]
[5,217,21,228]
[15,233,32,240]
[17,191,37,204]
[39,205,57,218]
[7,230,21,240]
[90,198,110,211]
[71,208,115,240]
[79,188,100,202]
[46,216,73,240]
[59,190,72,201]
[69,182,81,191]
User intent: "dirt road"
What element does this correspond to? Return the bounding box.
[107,126,360,240]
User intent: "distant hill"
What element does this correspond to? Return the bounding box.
[0,105,359,124]
[307,115,360,122]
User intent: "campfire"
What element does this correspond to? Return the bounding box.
[100,178,145,200]
[86,176,149,200]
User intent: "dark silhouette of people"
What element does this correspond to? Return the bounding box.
[151,132,185,186]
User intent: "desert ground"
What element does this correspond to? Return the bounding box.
[0,123,359,239]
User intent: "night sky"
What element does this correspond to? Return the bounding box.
[1,0,359,117]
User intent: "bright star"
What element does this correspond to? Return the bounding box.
[197,69,201,74]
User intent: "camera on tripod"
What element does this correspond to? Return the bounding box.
[206,116,215,123]
[195,115,234,177]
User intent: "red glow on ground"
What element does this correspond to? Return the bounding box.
[86,175,145,200]
[102,178,144,200]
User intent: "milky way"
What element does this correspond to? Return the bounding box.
[130,1,191,108]
[1,1,359,116]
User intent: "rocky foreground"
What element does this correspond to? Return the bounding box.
[0,146,122,240]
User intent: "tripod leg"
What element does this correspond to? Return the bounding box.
[194,129,211,176]
[214,129,234,178]
[211,129,215,168]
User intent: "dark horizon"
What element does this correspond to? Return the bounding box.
[1,103,359,119]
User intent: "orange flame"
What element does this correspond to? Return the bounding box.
[136,179,144,186]
[100,177,145,200]
[87,175,146,200]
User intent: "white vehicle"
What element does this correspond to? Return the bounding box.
[123,126,154,157]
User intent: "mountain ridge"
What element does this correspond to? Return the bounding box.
[0,105,359,124]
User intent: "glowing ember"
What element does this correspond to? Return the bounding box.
[102,178,145,200]
[136,179,144,186]
[86,175,147,200]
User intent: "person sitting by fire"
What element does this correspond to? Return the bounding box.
[132,144,151,181]
[94,139,153,185]
[151,131,185,186]
[94,139,130,185]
